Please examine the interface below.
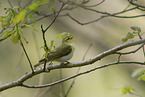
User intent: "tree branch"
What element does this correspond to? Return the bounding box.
[21,61,145,88]
[64,7,139,25]
[0,38,145,91]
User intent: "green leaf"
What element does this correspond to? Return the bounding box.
[13,6,21,11]
[22,24,38,32]
[50,6,56,13]
[126,32,134,39]
[122,32,134,43]
[49,40,54,50]
[28,2,39,11]
[128,85,134,92]
[2,30,14,39]
[2,13,12,28]
[122,38,128,43]
[39,0,49,5]
[122,85,134,95]
[27,12,35,23]
[22,36,29,44]
[132,69,145,77]
[131,26,141,32]
[0,17,3,22]
[44,50,49,59]
[132,32,137,34]
[11,32,20,44]
[122,87,128,95]
[12,10,27,24]
[57,32,72,39]
[137,74,145,81]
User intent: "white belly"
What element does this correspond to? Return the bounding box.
[56,52,73,62]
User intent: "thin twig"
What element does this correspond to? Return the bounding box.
[116,44,144,55]
[65,6,138,25]
[20,38,34,73]
[40,1,70,70]
[137,31,145,61]
[117,54,121,63]
[128,0,145,8]
[42,1,68,33]
[84,0,105,7]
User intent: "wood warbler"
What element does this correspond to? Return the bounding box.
[34,32,75,68]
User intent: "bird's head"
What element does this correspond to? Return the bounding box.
[62,34,74,44]
[57,32,75,44]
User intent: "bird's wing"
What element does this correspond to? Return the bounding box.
[39,44,72,62]
[48,44,72,61]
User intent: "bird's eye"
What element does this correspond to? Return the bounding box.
[65,36,73,41]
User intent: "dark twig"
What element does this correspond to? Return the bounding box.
[64,7,138,25]
[116,44,144,55]
[137,31,145,60]
[117,54,121,63]
[40,1,69,70]
[41,25,49,51]
[42,1,68,33]
[84,0,105,7]
[128,0,145,8]
[20,38,34,73]
[14,24,34,73]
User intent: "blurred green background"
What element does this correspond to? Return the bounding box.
[0,0,145,97]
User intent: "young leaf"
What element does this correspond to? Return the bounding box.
[122,87,128,95]
[11,32,20,44]
[137,74,145,81]
[44,50,49,59]
[12,10,27,24]
[49,40,54,50]
[2,30,14,39]
[131,26,141,32]
[2,13,12,28]
[122,32,134,43]
[122,38,128,43]
[122,85,134,95]
[22,36,29,44]
[27,12,35,23]
[126,32,134,39]
[22,24,38,32]
[132,69,145,77]
[0,17,3,22]
[28,2,39,11]
[57,32,72,39]
[13,6,21,11]
[50,6,56,13]
[40,0,49,5]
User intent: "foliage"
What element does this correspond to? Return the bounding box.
[121,85,134,95]
[0,0,50,44]
[122,26,143,43]
[132,69,145,81]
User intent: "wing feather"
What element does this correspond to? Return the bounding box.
[39,44,72,62]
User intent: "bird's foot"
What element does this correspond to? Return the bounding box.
[60,61,70,65]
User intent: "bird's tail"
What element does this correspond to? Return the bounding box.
[34,58,47,69]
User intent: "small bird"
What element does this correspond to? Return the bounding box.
[34,32,75,68]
